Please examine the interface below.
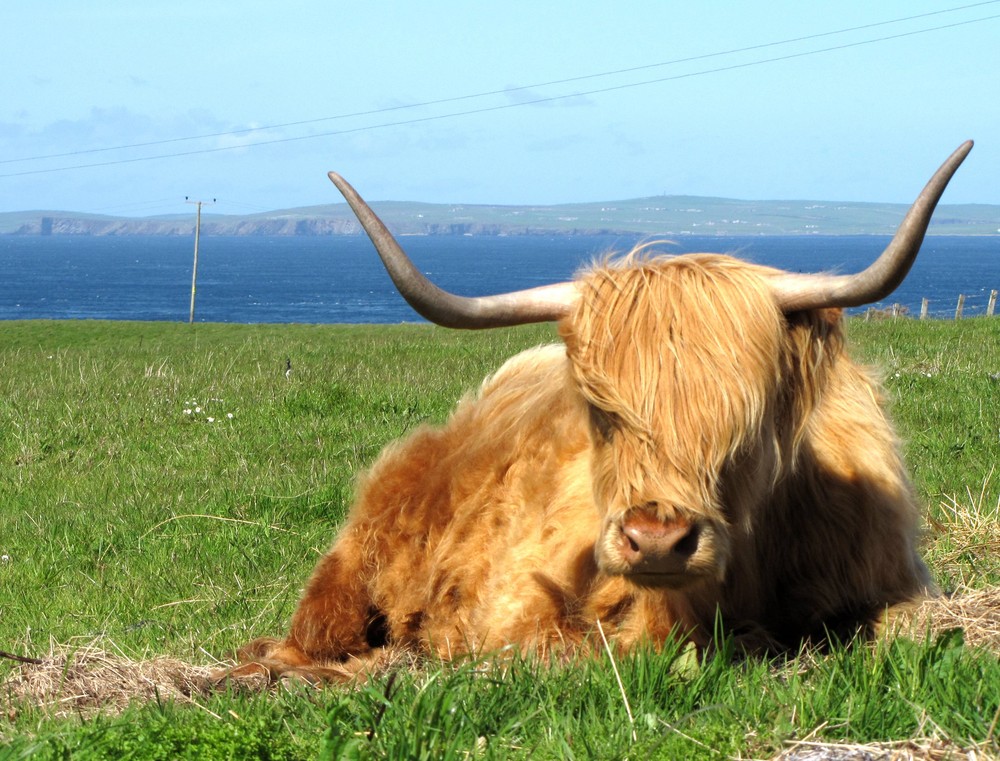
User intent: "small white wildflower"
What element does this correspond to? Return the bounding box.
[207,417,215,423]
[226,413,234,419]
[1,554,9,563]
[183,409,193,415]
[893,372,901,378]
[195,406,202,413]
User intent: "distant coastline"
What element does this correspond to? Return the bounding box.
[2,195,998,237]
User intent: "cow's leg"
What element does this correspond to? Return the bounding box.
[286,534,380,659]
[227,530,380,681]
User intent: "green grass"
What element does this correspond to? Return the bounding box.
[1,317,998,759]
[847,318,1000,504]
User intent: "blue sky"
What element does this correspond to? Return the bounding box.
[2,1,998,215]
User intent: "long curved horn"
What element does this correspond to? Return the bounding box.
[332,141,972,323]
[769,140,973,311]
[328,172,578,328]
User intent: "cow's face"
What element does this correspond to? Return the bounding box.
[561,256,788,589]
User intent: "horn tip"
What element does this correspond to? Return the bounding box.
[955,139,974,160]
[327,171,354,201]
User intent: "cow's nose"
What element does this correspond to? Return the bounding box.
[617,509,702,578]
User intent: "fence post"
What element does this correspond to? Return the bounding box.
[955,294,965,320]
[920,298,929,320]
[988,290,998,317]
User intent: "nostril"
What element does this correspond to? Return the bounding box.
[616,524,643,563]
[672,524,700,559]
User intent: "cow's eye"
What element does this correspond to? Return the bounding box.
[588,404,617,443]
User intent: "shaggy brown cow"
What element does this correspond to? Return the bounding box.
[233,142,972,681]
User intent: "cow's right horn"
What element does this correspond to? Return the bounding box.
[328,172,578,329]
[768,140,973,312]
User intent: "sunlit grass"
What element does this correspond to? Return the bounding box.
[0,317,998,759]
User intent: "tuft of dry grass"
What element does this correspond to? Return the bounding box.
[887,588,1000,652]
[773,737,999,760]
[925,470,1000,589]
[2,639,220,720]
[1,639,434,721]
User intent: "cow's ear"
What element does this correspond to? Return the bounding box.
[817,307,844,326]
[784,306,843,326]
[588,403,617,443]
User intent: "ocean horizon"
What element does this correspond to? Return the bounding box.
[1,234,998,323]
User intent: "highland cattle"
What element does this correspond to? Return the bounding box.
[232,142,972,681]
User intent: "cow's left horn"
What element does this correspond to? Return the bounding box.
[769,140,973,311]
[328,172,578,328]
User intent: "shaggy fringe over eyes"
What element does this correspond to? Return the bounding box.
[559,248,842,510]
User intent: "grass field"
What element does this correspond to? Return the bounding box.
[1,317,998,759]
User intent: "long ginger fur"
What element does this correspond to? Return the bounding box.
[230,251,931,681]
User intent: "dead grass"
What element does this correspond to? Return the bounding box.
[927,470,1000,589]
[773,737,999,760]
[887,588,1000,652]
[1,638,220,721]
[0,637,432,723]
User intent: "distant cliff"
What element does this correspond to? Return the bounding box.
[7,214,363,237]
[3,196,998,237]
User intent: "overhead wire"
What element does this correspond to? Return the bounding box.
[3,0,998,168]
[2,5,998,179]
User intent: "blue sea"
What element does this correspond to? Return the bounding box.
[1,234,998,323]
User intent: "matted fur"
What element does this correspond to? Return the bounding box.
[225,251,932,682]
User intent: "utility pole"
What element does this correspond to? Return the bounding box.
[185,197,215,323]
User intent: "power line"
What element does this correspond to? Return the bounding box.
[3,0,997,168]
[5,0,998,168]
[2,9,998,180]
